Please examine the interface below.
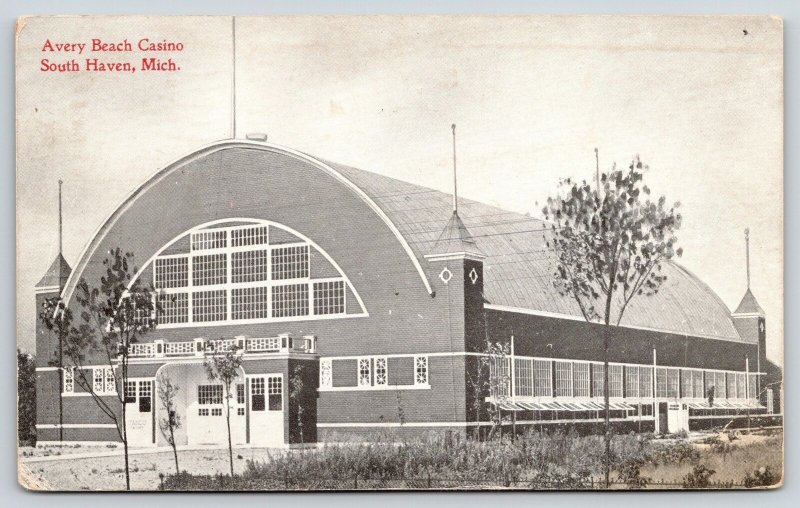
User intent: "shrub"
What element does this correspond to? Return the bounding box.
[617,460,651,489]
[682,464,716,489]
[743,466,779,488]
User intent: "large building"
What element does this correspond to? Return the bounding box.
[34,139,781,447]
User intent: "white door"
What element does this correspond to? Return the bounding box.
[248,375,284,447]
[188,384,227,445]
[125,379,155,447]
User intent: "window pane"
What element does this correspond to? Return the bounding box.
[155,257,188,289]
[609,365,623,398]
[555,361,572,397]
[639,366,653,398]
[534,359,552,397]
[313,280,345,315]
[271,284,309,318]
[514,358,533,397]
[232,249,269,283]
[358,358,372,386]
[667,369,680,398]
[231,226,268,248]
[251,378,265,411]
[375,357,388,386]
[320,359,332,388]
[198,384,223,405]
[192,254,227,286]
[159,292,189,324]
[271,245,309,280]
[625,366,639,398]
[573,362,590,397]
[232,286,269,320]
[192,290,227,322]
[268,376,282,411]
[415,356,428,385]
[592,364,605,398]
[191,230,226,251]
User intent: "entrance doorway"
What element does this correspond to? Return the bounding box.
[125,379,155,447]
[248,374,284,447]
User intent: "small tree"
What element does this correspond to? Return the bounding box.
[203,347,243,476]
[542,156,682,487]
[39,248,158,490]
[289,365,305,444]
[157,375,181,475]
[466,339,510,441]
[17,350,37,446]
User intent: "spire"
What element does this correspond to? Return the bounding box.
[424,210,486,261]
[36,180,72,292]
[733,228,763,316]
[231,16,237,139]
[451,124,458,214]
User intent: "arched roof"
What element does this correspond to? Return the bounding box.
[62,139,744,343]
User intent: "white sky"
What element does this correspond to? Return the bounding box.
[16,16,783,364]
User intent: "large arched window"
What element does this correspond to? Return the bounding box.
[135,219,367,328]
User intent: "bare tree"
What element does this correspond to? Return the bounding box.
[39,248,158,491]
[542,156,682,487]
[157,375,181,475]
[203,348,243,476]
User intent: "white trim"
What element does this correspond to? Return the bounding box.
[35,441,120,448]
[35,285,61,294]
[732,312,765,319]
[484,303,750,343]
[155,311,367,329]
[318,421,473,428]
[318,384,431,393]
[61,392,118,398]
[35,367,60,372]
[36,423,118,429]
[424,252,486,262]
[61,140,433,304]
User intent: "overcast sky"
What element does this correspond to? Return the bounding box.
[16,15,783,363]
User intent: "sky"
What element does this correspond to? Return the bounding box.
[16,15,783,363]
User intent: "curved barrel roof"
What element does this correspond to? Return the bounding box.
[327,159,745,343]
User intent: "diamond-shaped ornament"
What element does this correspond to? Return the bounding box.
[469,267,479,285]
[439,267,453,284]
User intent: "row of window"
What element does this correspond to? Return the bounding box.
[158,280,345,324]
[155,245,310,290]
[62,367,116,395]
[510,359,757,400]
[191,226,270,252]
[195,378,283,414]
[319,356,430,389]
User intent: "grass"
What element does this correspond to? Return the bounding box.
[161,428,783,490]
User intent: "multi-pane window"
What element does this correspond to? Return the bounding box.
[198,384,223,405]
[63,368,74,393]
[748,373,757,399]
[191,230,226,251]
[415,356,429,386]
[554,361,572,397]
[159,292,189,324]
[124,381,137,403]
[313,281,345,315]
[358,358,372,386]
[237,383,246,416]
[193,290,227,322]
[666,368,680,398]
[656,368,667,398]
[514,358,533,397]
[232,250,269,283]
[375,357,388,386]
[639,366,653,398]
[231,226,269,247]
[625,366,640,398]
[105,368,116,393]
[491,358,510,397]
[681,369,693,399]
[138,381,152,413]
[534,359,553,397]
[272,284,309,318]
[573,362,590,397]
[94,367,104,392]
[592,364,605,398]
[155,257,188,289]
[736,372,746,399]
[704,370,716,398]
[693,370,704,399]
[320,359,332,388]
[271,245,309,280]
[727,373,737,399]
[192,254,227,286]
[609,364,623,398]
[268,376,282,411]
[232,287,270,320]
[251,378,265,411]
[715,371,727,399]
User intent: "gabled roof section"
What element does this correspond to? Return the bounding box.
[733,288,765,316]
[36,253,72,289]
[425,211,486,259]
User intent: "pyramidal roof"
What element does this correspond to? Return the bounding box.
[425,211,486,259]
[36,253,72,290]
[733,288,765,316]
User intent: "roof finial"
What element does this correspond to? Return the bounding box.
[745,228,750,289]
[451,123,458,215]
[231,16,237,139]
[58,179,63,256]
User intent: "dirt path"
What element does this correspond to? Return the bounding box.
[19,447,280,491]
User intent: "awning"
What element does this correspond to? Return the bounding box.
[491,400,636,412]
[687,400,765,410]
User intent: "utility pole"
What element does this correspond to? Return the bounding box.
[451,124,458,214]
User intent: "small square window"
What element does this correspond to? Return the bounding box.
[237,407,245,416]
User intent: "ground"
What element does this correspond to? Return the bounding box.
[18,445,284,491]
[18,429,783,491]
